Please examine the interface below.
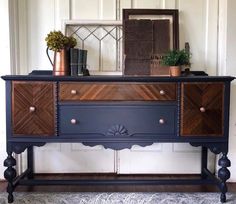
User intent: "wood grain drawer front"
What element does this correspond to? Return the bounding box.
[59,82,176,101]
[12,81,56,136]
[180,82,224,136]
[59,105,176,136]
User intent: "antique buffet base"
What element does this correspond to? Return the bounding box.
[2,72,234,203]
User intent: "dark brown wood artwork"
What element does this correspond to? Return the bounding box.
[59,82,176,101]
[123,9,179,75]
[181,82,224,136]
[12,81,55,136]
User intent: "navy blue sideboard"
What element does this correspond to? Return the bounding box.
[1,74,235,203]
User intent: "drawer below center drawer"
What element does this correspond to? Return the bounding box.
[59,105,177,137]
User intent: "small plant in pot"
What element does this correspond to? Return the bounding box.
[161,49,190,77]
[45,31,77,76]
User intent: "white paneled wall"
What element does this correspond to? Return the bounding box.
[225,0,236,182]
[17,0,218,175]
[20,0,220,74]
[1,0,234,181]
[72,0,100,19]
[27,0,55,72]
[0,0,11,180]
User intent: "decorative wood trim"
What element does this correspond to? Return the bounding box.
[180,82,224,136]
[59,82,177,101]
[12,81,56,136]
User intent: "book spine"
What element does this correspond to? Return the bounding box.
[70,48,79,76]
[78,49,87,75]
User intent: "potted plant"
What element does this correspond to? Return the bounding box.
[161,49,190,76]
[45,31,77,76]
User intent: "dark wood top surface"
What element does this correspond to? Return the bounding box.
[1,70,235,82]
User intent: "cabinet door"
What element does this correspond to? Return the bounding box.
[12,81,56,136]
[180,82,224,136]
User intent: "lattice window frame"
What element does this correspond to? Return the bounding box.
[63,20,123,75]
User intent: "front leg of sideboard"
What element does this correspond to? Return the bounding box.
[218,152,231,203]
[201,146,208,179]
[27,146,34,179]
[4,146,17,203]
[3,142,46,203]
[190,142,231,203]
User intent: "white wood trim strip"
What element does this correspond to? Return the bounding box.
[218,0,227,76]
[62,20,122,36]
[8,0,19,75]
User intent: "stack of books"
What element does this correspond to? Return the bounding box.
[70,48,88,76]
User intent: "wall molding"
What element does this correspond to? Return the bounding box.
[18,0,29,74]
[8,0,19,74]
[217,0,227,76]
[54,0,71,30]
[8,0,29,75]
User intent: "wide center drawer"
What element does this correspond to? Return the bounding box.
[59,82,176,101]
[59,105,177,137]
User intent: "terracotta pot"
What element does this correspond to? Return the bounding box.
[46,48,69,76]
[169,66,181,77]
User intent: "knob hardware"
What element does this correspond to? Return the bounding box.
[200,107,206,113]
[71,90,77,95]
[71,119,77,124]
[159,90,165,95]
[29,106,36,112]
[159,118,165,124]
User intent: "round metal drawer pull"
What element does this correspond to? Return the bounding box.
[159,119,165,124]
[71,90,77,95]
[159,90,165,95]
[71,119,77,124]
[29,106,36,112]
[200,107,206,113]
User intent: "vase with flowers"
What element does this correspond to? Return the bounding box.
[45,31,77,76]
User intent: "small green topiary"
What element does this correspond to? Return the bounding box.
[161,49,190,66]
[45,31,77,52]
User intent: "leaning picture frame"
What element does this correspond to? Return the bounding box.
[123,9,179,76]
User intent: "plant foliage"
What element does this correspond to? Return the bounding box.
[45,31,77,52]
[161,49,190,66]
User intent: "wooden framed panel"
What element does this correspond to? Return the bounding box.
[180,82,224,136]
[12,81,56,136]
[123,9,179,75]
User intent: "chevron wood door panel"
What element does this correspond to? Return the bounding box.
[59,82,176,101]
[180,82,224,136]
[12,81,56,136]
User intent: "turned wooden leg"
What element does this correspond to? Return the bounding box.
[27,146,34,179]
[218,153,231,203]
[201,147,208,179]
[4,152,17,203]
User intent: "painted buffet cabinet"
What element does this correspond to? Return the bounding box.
[1,73,235,203]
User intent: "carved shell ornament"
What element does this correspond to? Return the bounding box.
[107,124,129,137]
